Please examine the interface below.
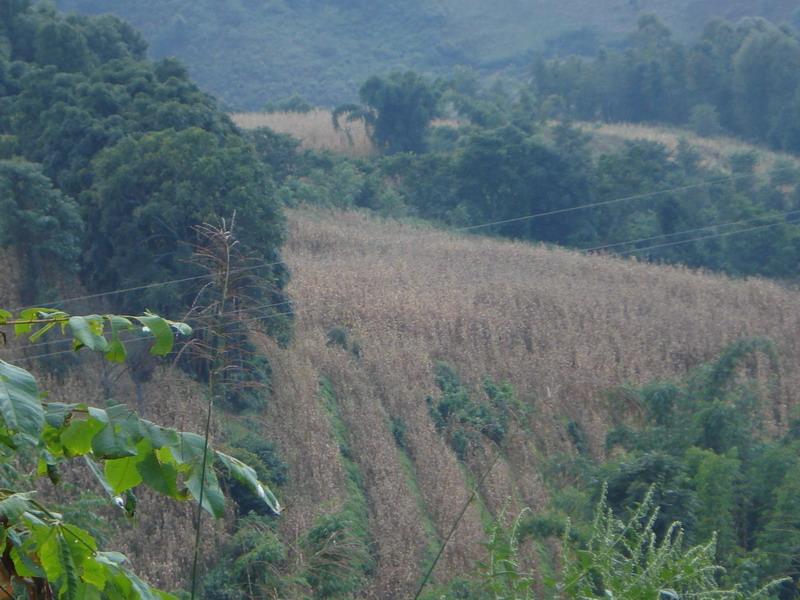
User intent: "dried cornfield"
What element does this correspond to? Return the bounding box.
[6,208,800,597]
[577,121,800,174]
[253,206,800,597]
[230,109,376,157]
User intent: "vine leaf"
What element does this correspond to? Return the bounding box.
[0,360,44,442]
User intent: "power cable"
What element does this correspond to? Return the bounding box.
[7,259,288,313]
[581,208,800,253]
[8,165,793,315]
[454,168,791,234]
[618,215,800,255]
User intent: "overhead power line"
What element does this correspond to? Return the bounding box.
[582,208,800,253]
[7,259,288,313]
[619,215,800,255]
[455,168,791,234]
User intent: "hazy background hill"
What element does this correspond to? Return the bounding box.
[55,0,800,109]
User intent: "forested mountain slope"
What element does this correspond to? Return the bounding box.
[54,0,799,108]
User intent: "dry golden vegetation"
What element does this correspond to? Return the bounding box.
[231,109,376,157]
[248,206,800,597]
[577,121,800,173]
[7,207,800,597]
[231,109,460,157]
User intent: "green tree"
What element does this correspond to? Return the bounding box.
[335,71,440,154]
[0,160,83,303]
[686,448,742,561]
[84,127,287,315]
[758,462,800,598]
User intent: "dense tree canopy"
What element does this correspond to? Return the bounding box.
[534,16,800,154]
[0,0,288,316]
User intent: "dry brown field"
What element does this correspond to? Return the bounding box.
[577,121,800,174]
[253,206,800,596]
[7,207,800,596]
[231,109,376,157]
[231,109,460,158]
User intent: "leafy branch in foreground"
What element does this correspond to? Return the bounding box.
[0,308,280,598]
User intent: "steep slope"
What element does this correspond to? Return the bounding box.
[253,207,800,596]
[5,207,800,596]
[55,0,799,108]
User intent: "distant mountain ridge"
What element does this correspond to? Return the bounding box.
[55,0,799,109]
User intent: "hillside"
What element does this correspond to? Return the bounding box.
[251,207,800,596]
[233,109,800,172]
[576,121,800,174]
[55,0,799,108]
[4,206,800,595]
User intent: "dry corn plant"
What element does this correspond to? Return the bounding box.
[248,205,800,596]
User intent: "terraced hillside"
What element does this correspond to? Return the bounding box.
[251,207,800,596]
[5,206,800,595]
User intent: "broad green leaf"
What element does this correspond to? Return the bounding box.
[11,545,44,578]
[14,307,45,335]
[91,405,140,459]
[216,450,281,514]
[105,454,145,494]
[87,407,109,423]
[168,432,224,513]
[0,492,36,524]
[186,462,225,518]
[169,431,206,466]
[68,316,108,352]
[105,340,127,364]
[95,552,127,567]
[61,524,97,556]
[136,315,174,356]
[137,450,179,498]
[91,423,137,459]
[138,419,179,449]
[105,317,135,364]
[45,402,80,428]
[108,316,134,332]
[62,418,106,456]
[0,309,11,324]
[0,360,44,441]
[82,558,108,591]
[38,529,64,581]
[49,531,82,600]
